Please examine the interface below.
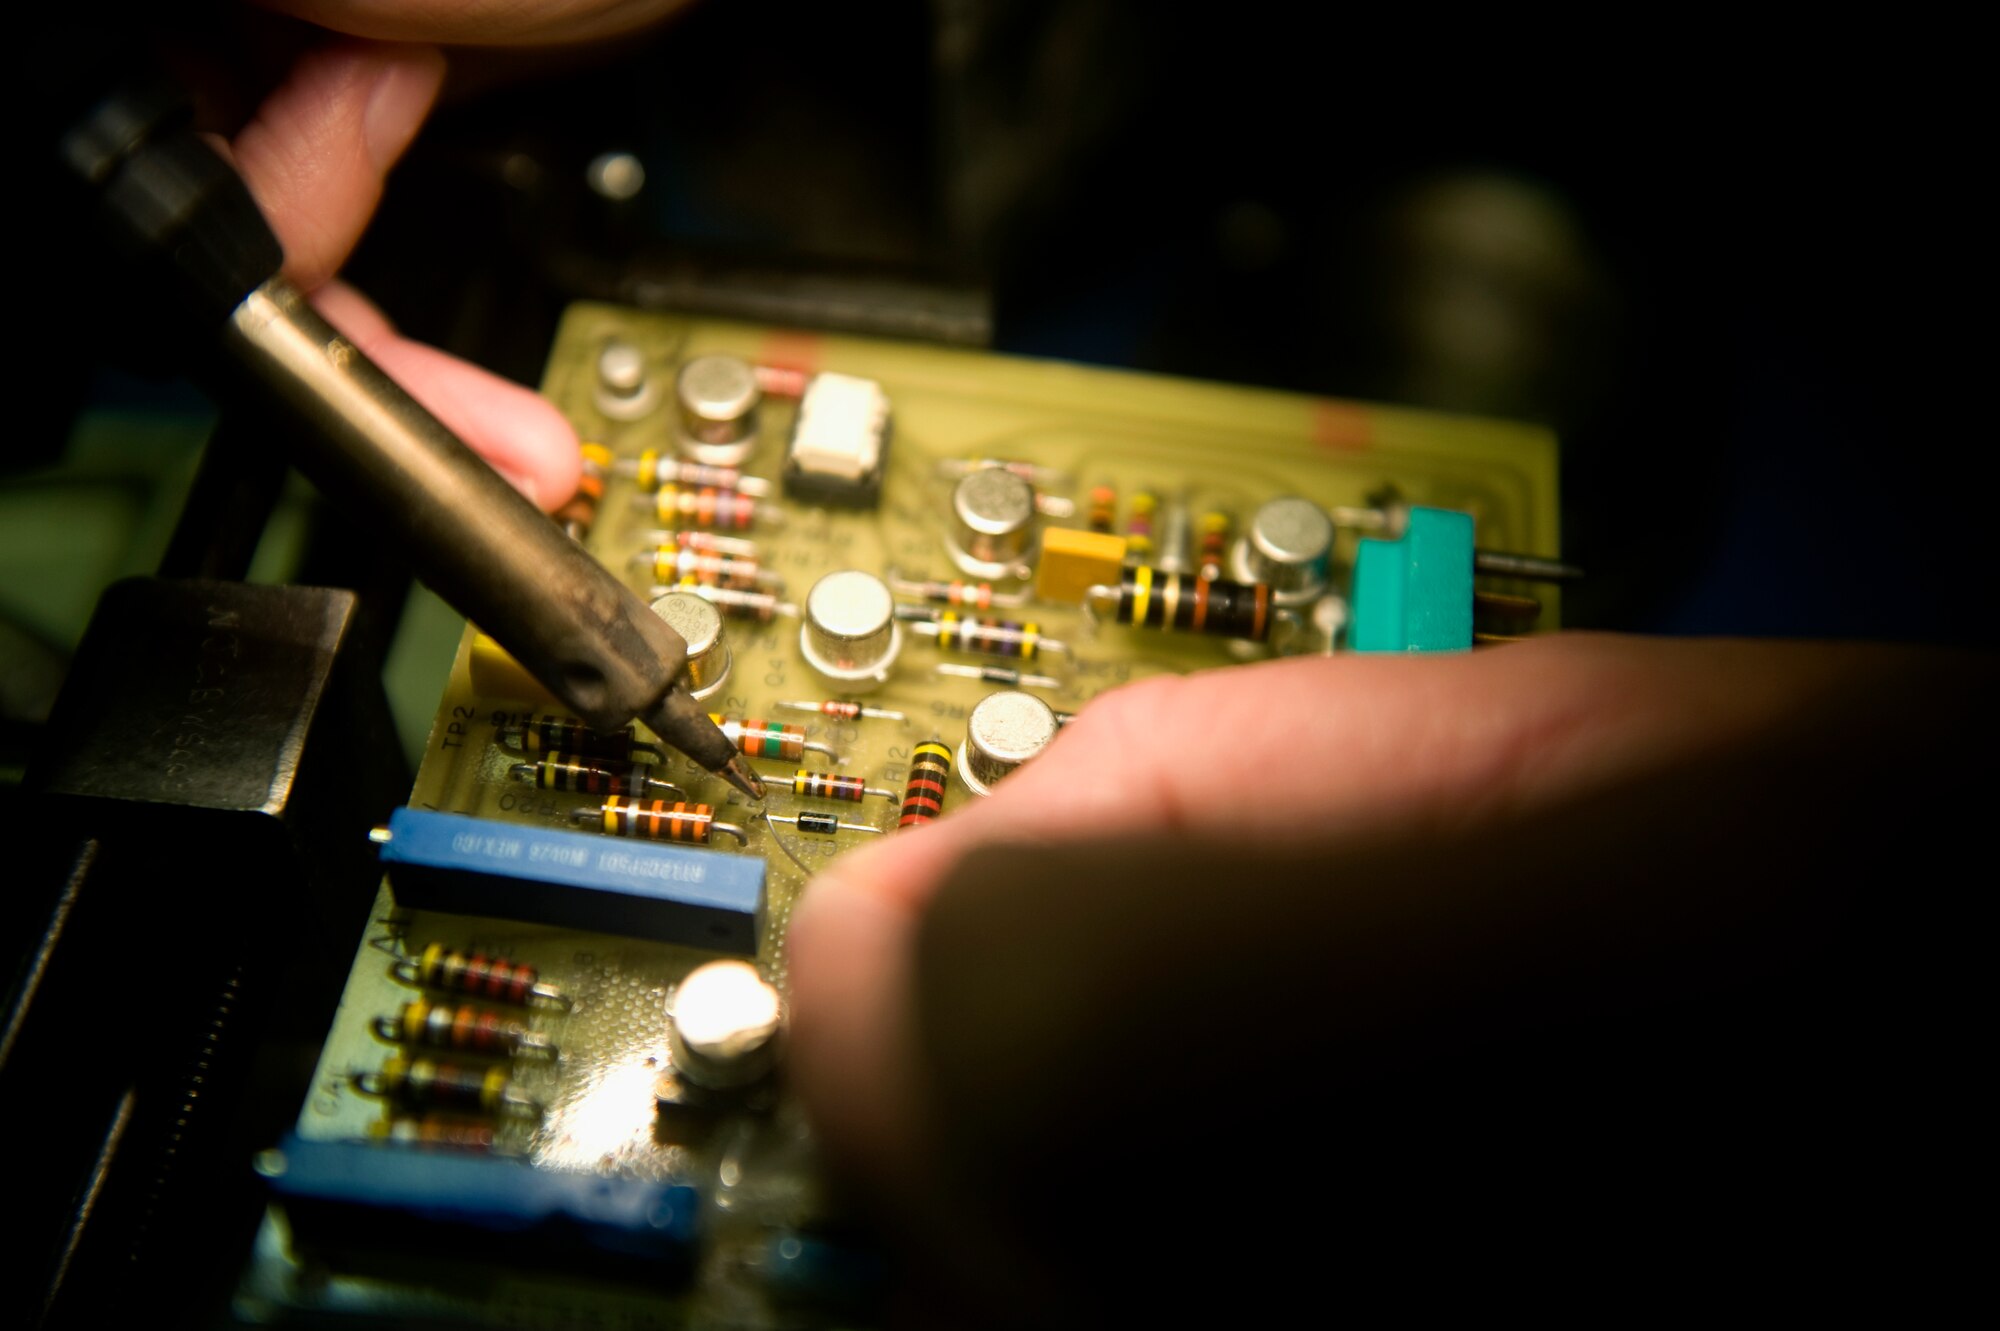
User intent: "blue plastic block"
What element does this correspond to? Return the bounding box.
[378,808,765,954]
[1349,506,1475,653]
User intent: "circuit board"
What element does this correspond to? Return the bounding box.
[234,304,1559,1326]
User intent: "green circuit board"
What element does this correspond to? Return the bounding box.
[235,304,1559,1326]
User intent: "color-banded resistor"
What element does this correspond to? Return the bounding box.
[937,457,1069,488]
[642,483,775,531]
[766,811,882,837]
[497,714,662,764]
[618,448,770,496]
[710,714,838,763]
[638,528,761,558]
[369,1114,497,1151]
[575,797,749,845]
[554,441,612,541]
[1087,567,1272,642]
[649,580,797,623]
[393,943,568,1008]
[635,542,775,590]
[887,572,1027,610]
[1124,489,1158,559]
[372,998,555,1059]
[1087,483,1116,533]
[774,699,907,722]
[898,740,953,829]
[1198,509,1233,580]
[766,769,895,803]
[509,753,685,800]
[354,1055,541,1117]
[933,662,1063,689]
[902,610,1067,660]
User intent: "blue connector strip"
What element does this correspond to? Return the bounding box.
[1349,505,1475,653]
[378,807,764,954]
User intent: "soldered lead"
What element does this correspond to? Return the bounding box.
[775,699,907,722]
[900,609,1068,660]
[766,811,883,837]
[764,769,896,803]
[391,942,568,1008]
[933,662,1062,689]
[616,448,770,496]
[509,754,685,801]
[573,797,750,846]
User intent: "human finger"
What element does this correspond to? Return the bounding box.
[257,1,697,47]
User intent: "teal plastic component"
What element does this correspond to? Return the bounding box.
[1348,506,1475,652]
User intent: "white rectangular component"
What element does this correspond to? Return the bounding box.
[788,372,890,485]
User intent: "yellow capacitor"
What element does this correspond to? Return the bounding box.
[1034,527,1130,604]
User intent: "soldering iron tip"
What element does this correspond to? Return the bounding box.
[719,754,766,803]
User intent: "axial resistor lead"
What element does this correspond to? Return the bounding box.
[618,448,770,496]
[642,483,774,531]
[509,753,685,800]
[392,942,568,1008]
[766,811,883,837]
[554,441,612,541]
[1197,509,1233,580]
[888,572,1027,610]
[649,580,797,624]
[774,699,907,722]
[898,740,953,829]
[634,542,774,590]
[574,797,749,845]
[710,713,838,762]
[354,1055,541,1117]
[1087,567,1272,642]
[901,609,1067,660]
[765,769,895,803]
[372,998,556,1059]
[496,713,662,764]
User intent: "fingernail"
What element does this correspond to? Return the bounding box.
[364,48,445,170]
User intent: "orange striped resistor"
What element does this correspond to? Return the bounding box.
[372,998,555,1059]
[575,797,748,846]
[393,943,567,1008]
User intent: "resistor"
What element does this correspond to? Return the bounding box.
[370,1114,497,1151]
[898,739,953,829]
[1086,567,1271,642]
[618,448,770,496]
[372,998,556,1059]
[887,572,1027,610]
[574,797,749,845]
[638,529,760,558]
[774,699,906,722]
[710,713,838,762]
[1124,489,1158,560]
[1197,509,1233,580]
[650,580,797,624]
[354,1055,540,1117]
[497,713,662,764]
[902,610,1068,660]
[509,753,685,800]
[766,811,882,837]
[765,769,895,803]
[933,662,1062,689]
[642,483,775,531]
[1087,483,1116,533]
[634,542,775,590]
[937,457,1069,488]
[392,942,568,1008]
[553,441,612,541]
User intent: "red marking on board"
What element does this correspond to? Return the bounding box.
[1312,401,1373,452]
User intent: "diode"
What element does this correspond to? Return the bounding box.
[710,713,839,763]
[353,1055,541,1117]
[897,740,953,829]
[392,942,569,1008]
[932,662,1062,689]
[1085,567,1272,642]
[634,542,776,591]
[765,811,883,837]
[650,581,797,624]
[901,610,1068,660]
[497,714,663,764]
[372,998,556,1059]
[574,797,750,846]
[617,448,770,496]
[639,483,778,531]
[509,753,686,800]
[887,572,1027,610]
[774,699,908,722]
[763,769,896,803]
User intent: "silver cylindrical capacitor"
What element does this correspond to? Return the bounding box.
[1231,495,1335,606]
[666,961,785,1092]
[595,337,657,420]
[799,570,901,692]
[650,590,731,702]
[944,467,1038,578]
[675,354,762,466]
[956,690,1060,796]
